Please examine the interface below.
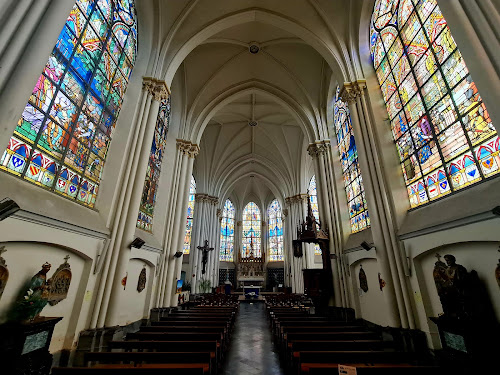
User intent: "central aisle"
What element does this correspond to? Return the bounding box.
[222,302,284,375]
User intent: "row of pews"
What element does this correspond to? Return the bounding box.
[267,302,449,375]
[52,301,238,374]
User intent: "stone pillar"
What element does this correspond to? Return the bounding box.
[0,0,75,148]
[437,0,500,131]
[189,194,206,293]
[341,80,414,328]
[92,78,169,327]
[165,142,199,306]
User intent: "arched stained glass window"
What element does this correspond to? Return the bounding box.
[242,202,261,258]
[268,199,284,261]
[220,199,235,262]
[137,96,171,232]
[334,87,370,233]
[370,0,499,208]
[308,176,322,255]
[0,0,138,208]
[183,175,196,254]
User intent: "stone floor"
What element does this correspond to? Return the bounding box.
[221,302,284,375]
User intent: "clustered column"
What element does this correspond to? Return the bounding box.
[90,77,169,328]
[189,194,219,293]
[307,142,348,307]
[341,80,414,328]
[156,139,199,307]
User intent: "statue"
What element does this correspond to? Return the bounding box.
[197,240,214,274]
[433,254,469,319]
[13,262,52,322]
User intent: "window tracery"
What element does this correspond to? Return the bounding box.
[242,202,261,258]
[268,199,284,261]
[183,175,196,254]
[308,176,322,255]
[220,199,235,262]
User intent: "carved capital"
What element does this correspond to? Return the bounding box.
[216,209,222,217]
[176,139,200,158]
[307,140,330,158]
[142,77,170,101]
[340,80,367,104]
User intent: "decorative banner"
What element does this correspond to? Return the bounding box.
[48,255,72,306]
[176,279,183,294]
[0,246,9,301]
[121,273,128,290]
[359,265,368,293]
[378,272,386,291]
[137,266,146,293]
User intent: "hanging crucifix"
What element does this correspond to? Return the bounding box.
[197,240,214,274]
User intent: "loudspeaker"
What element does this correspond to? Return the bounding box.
[493,206,500,216]
[0,198,20,221]
[130,237,145,249]
[360,241,372,251]
[173,251,183,258]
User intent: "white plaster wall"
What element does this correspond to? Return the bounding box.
[351,258,391,326]
[119,259,152,324]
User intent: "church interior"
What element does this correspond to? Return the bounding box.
[0,0,499,374]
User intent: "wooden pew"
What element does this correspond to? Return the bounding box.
[301,364,445,375]
[51,363,209,374]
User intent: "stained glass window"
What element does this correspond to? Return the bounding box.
[308,176,322,255]
[334,87,371,233]
[219,199,235,262]
[370,0,499,208]
[242,202,261,258]
[268,199,284,261]
[183,175,196,254]
[0,0,138,208]
[137,96,170,232]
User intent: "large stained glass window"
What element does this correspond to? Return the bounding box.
[308,176,322,255]
[137,96,171,232]
[183,175,196,254]
[220,199,235,262]
[0,0,138,208]
[268,199,284,261]
[370,0,499,208]
[334,87,370,232]
[242,202,261,258]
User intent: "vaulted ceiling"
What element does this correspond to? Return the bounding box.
[144,0,364,209]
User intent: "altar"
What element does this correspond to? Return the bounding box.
[243,285,261,296]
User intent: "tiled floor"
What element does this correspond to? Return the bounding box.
[221,302,284,375]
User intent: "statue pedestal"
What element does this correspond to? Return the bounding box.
[0,316,62,375]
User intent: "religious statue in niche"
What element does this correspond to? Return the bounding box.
[433,254,469,319]
[121,273,128,290]
[47,255,72,306]
[137,266,147,293]
[11,262,52,322]
[293,241,303,258]
[359,265,368,293]
[378,273,386,291]
[0,246,9,301]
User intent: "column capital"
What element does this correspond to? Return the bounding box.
[307,140,330,158]
[176,139,200,158]
[285,193,310,204]
[340,79,367,103]
[216,208,222,217]
[282,208,289,217]
[142,76,170,101]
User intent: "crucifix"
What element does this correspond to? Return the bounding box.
[197,240,214,274]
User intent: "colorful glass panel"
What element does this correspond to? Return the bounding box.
[308,176,322,255]
[242,202,261,258]
[268,199,284,261]
[334,87,370,233]
[182,175,196,254]
[370,0,498,208]
[137,96,171,232]
[219,199,235,262]
[0,0,138,207]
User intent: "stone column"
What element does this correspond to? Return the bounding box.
[0,0,75,148]
[94,78,169,327]
[167,142,198,306]
[189,194,205,293]
[437,0,500,131]
[341,80,414,328]
[308,143,343,306]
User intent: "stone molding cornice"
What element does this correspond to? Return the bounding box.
[307,140,331,158]
[176,139,200,158]
[194,193,219,205]
[340,79,367,104]
[142,76,170,101]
